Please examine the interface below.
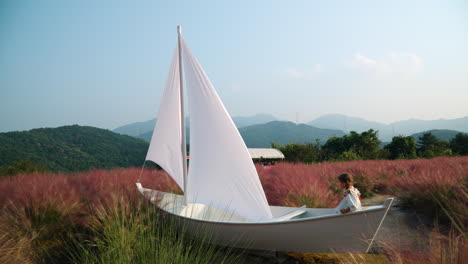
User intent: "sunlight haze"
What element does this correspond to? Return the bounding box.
[1,0,467,132]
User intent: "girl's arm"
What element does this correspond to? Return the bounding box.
[339,193,361,214]
[340,207,351,214]
[347,192,362,212]
[337,195,352,214]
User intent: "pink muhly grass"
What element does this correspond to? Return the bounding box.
[0,168,181,263]
[0,168,180,219]
[258,163,340,207]
[257,157,467,219]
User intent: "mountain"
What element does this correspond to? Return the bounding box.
[308,114,468,141]
[113,114,279,137]
[307,114,394,141]
[392,117,468,136]
[136,121,344,148]
[233,113,278,128]
[138,130,154,142]
[0,125,149,173]
[238,121,345,148]
[113,119,156,137]
[308,114,387,133]
[137,128,189,143]
[410,129,465,142]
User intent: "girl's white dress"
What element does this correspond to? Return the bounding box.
[336,186,362,214]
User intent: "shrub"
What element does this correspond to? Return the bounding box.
[0,160,48,177]
[69,195,242,264]
[0,168,186,263]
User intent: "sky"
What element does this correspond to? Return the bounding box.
[1,0,467,132]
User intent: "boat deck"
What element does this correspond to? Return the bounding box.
[136,183,387,224]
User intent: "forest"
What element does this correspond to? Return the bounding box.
[0,125,148,176]
[273,130,468,163]
[1,126,467,176]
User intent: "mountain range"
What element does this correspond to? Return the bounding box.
[115,113,468,142]
[308,114,468,141]
[238,121,344,147]
[113,113,278,138]
[135,121,344,148]
[1,125,464,174]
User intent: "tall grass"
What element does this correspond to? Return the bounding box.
[256,157,467,263]
[0,169,241,263]
[373,224,466,264]
[69,195,242,264]
[0,157,466,263]
[257,162,339,207]
[258,157,468,227]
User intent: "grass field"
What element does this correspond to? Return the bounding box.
[1,157,466,263]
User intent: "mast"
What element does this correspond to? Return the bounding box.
[177,25,188,204]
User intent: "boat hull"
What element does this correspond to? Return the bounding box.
[136,184,392,253]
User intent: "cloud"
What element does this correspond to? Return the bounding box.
[349,52,423,74]
[283,64,323,79]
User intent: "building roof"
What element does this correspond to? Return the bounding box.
[248,148,285,159]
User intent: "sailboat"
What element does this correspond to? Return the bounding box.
[136,26,393,253]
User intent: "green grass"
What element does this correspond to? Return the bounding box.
[67,196,243,264]
[0,196,244,264]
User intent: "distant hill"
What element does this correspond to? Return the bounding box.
[308,114,468,141]
[137,128,189,143]
[308,114,387,134]
[113,113,279,137]
[392,117,468,136]
[136,121,344,148]
[233,113,278,128]
[113,119,156,137]
[409,129,466,142]
[138,130,153,142]
[0,125,148,173]
[238,121,345,148]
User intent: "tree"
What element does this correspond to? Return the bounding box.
[417,132,451,158]
[321,136,347,160]
[417,133,438,153]
[384,136,417,159]
[272,142,322,163]
[449,133,468,155]
[0,160,47,176]
[322,129,381,160]
[349,129,381,159]
[337,150,361,161]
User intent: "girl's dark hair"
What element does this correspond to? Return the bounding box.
[338,173,353,189]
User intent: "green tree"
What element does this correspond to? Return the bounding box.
[384,136,417,159]
[321,136,347,160]
[322,129,381,160]
[417,133,438,153]
[348,129,381,159]
[272,142,321,163]
[337,150,361,161]
[417,132,451,158]
[449,133,468,155]
[0,160,47,176]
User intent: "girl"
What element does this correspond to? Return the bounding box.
[336,173,362,214]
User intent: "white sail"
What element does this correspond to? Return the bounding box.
[146,47,185,191]
[181,37,273,221]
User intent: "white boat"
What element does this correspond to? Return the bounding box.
[136,26,393,253]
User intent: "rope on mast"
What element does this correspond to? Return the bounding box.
[178,25,189,204]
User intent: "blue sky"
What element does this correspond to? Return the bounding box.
[1,0,467,132]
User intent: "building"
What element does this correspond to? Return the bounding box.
[248,148,285,165]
